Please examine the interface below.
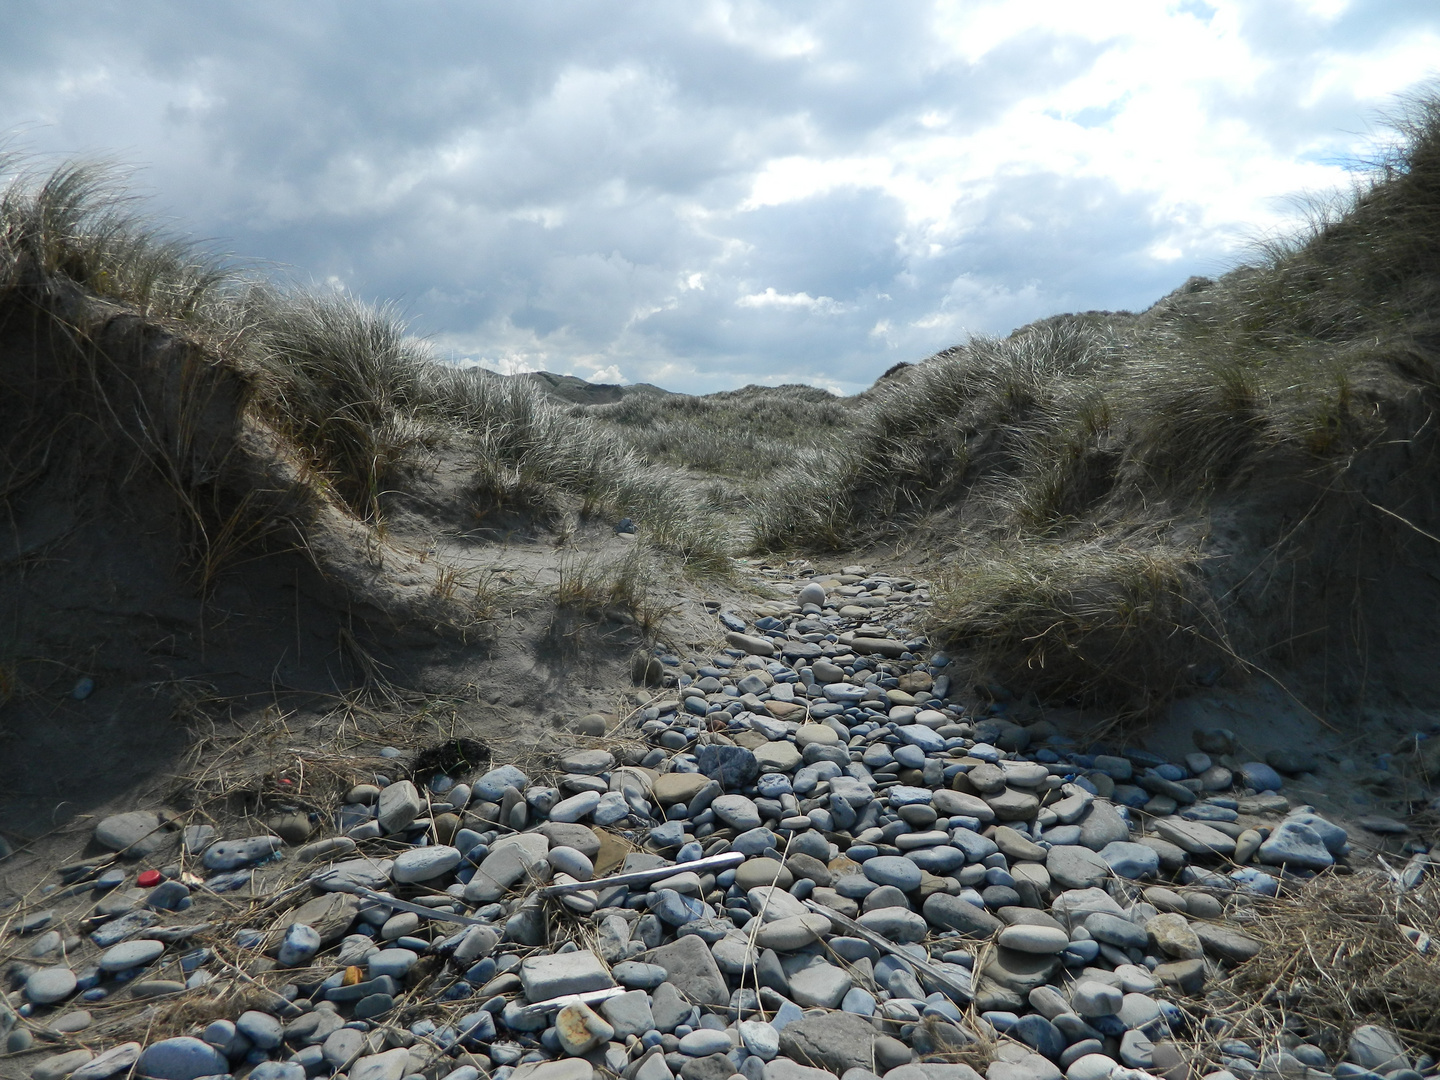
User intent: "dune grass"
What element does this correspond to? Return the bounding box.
[0,156,733,584]
[579,384,858,480]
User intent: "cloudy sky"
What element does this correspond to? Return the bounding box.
[2,2,1436,393]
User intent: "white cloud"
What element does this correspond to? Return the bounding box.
[736,287,843,312]
[584,364,627,384]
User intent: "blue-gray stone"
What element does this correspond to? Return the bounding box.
[650,821,686,848]
[25,967,77,1005]
[1238,762,1283,792]
[353,993,395,1019]
[1287,813,1349,856]
[857,907,928,942]
[458,1010,497,1043]
[898,726,944,752]
[1231,867,1280,895]
[679,1030,733,1056]
[1084,913,1147,951]
[202,835,282,871]
[756,774,792,798]
[732,828,778,856]
[1181,804,1239,822]
[894,745,927,770]
[595,792,631,825]
[949,828,999,863]
[367,948,418,978]
[613,961,668,989]
[278,924,321,967]
[1062,939,1100,965]
[908,846,966,874]
[652,889,705,926]
[146,881,190,911]
[1012,1014,1065,1061]
[135,1037,229,1080]
[236,1010,283,1050]
[475,765,528,801]
[1258,821,1334,871]
[1098,842,1160,880]
[249,1064,305,1080]
[886,785,934,807]
[99,939,165,972]
[863,856,921,891]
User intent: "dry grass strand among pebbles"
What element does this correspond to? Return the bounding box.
[1213,869,1440,1058]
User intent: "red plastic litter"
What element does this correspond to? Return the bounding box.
[137,870,162,887]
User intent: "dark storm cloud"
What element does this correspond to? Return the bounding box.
[1,1,1436,392]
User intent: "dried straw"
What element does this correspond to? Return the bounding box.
[1208,869,1440,1060]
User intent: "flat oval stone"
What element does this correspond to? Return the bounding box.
[678,1029,733,1056]
[856,906,928,942]
[94,812,166,856]
[550,791,602,823]
[711,794,762,830]
[134,1036,229,1080]
[653,773,710,806]
[557,750,615,775]
[753,913,831,952]
[1067,1053,1121,1080]
[26,967,78,1004]
[1046,845,1110,890]
[1099,841,1160,879]
[391,845,461,883]
[99,939,165,972]
[202,834,282,871]
[863,856,921,892]
[237,1010,284,1050]
[51,1011,93,1034]
[754,742,803,773]
[985,788,1041,821]
[547,846,594,880]
[997,925,1070,954]
[612,961,668,988]
[735,858,793,891]
[33,1051,94,1080]
[367,948,418,978]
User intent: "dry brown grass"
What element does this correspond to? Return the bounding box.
[1208,871,1440,1060]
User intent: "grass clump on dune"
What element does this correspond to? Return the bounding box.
[929,541,1226,716]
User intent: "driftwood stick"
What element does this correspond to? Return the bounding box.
[538,850,745,897]
[803,898,974,1003]
[509,986,630,1022]
[344,887,493,927]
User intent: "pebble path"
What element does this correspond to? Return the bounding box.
[2,564,1433,1080]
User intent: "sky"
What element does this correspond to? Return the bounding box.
[1,2,1436,394]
